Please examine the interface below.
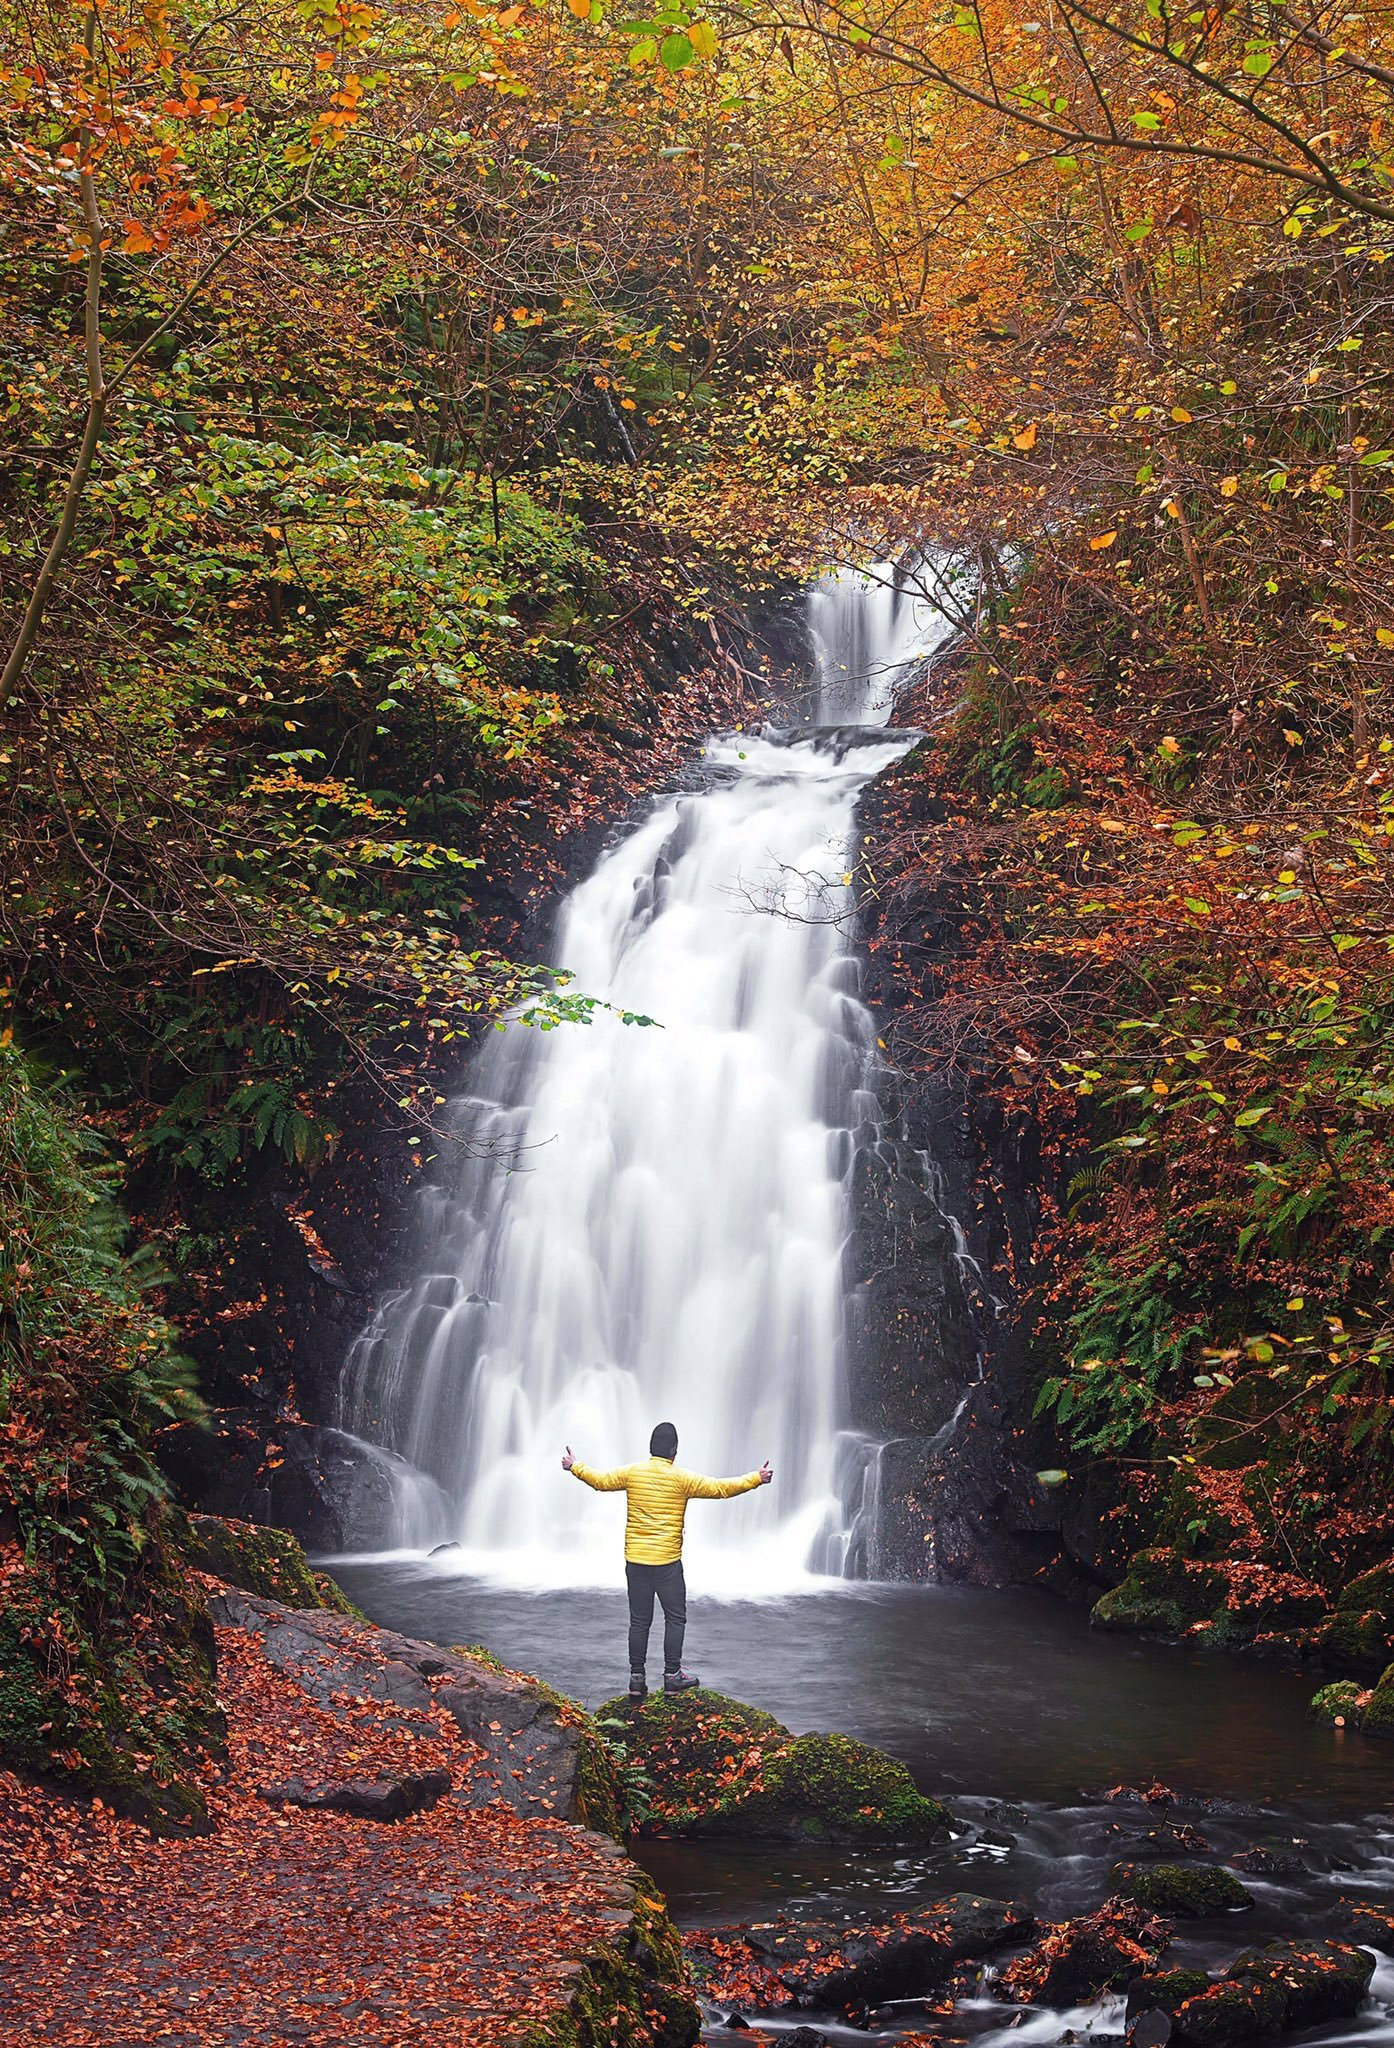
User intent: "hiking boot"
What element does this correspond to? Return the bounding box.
[628,1671,648,1698]
[663,1668,699,1694]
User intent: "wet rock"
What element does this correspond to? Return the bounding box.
[428,1540,463,1557]
[1127,1970,1212,2019]
[978,1826,1018,1848]
[1227,1940,1375,2030]
[1228,1845,1308,1879]
[1111,1862,1254,1916]
[1131,1823,1211,1858]
[258,1767,451,1821]
[685,1895,1034,2011]
[1341,1899,1394,1946]
[985,1800,1031,1829]
[1169,1977,1287,2045]
[783,2030,830,2048]
[1127,2014,1174,2048]
[997,1898,1172,2004]
[601,1689,952,1847]
[1127,1942,1375,2048]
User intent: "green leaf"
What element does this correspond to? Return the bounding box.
[1034,1468,1069,1488]
[1234,1106,1268,1127]
[659,30,694,67]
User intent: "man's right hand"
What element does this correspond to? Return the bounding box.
[758,1460,773,1485]
[562,1445,574,1472]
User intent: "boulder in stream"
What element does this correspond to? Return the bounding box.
[1111,1861,1254,1916]
[997,1897,1172,2004]
[600,1688,953,1846]
[1127,1940,1375,2047]
[684,1895,1034,2011]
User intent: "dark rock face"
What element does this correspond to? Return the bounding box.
[841,1036,1062,1586]
[686,1895,1034,2012]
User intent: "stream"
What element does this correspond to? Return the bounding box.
[322,561,1394,2044]
[329,1560,1394,2044]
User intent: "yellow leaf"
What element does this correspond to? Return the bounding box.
[1163,498,1180,518]
[567,0,591,15]
[1283,729,1303,746]
[1220,475,1238,497]
[1099,818,1127,832]
[1377,627,1394,648]
[1159,735,1180,755]
[1171,406,1193,423]
[1152,1080,1169,1095]
[688,17,718,57]
[1089,529,1117,550]
[1224,1036,1241,1050]
[1013,421,1038,451]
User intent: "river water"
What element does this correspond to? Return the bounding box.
[324,561,1394,2043]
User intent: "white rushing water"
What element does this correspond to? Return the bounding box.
[337,562,958,1590]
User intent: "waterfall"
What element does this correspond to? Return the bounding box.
[336,563,957,1589]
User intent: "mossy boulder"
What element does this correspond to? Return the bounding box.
[1171,1977,1287,2045]
[601,1690,952,1846]
[185,1512,363,1616]
[1092,1549,1226,1636]
[1127,1968,1213,2018]
[1129,1942,1374,2046]
[1228,1941,1375,2031]
[1111,1862,1254,1916]
[1309,1679,1368,1726]
[1361,1660,1394,1739]
[1319,1558,1394,1674]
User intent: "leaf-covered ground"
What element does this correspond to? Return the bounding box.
[0,1612,682,2046]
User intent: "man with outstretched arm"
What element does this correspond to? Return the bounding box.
[563,1421,773,1695]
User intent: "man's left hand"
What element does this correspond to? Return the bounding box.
[758,1460,773,1485]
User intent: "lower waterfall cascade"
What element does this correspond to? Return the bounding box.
[336,563,959,1588]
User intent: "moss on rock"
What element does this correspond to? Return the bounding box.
[1361,1661,1394,1740]
[1171,1977,1287,2045]
[1309,1679,1368,1726]
[1319,1559,1394,1673]
[0,1549,223,1831]
[184,1512,363,1615]
[1092,1548,1226,1636]
[599,1690,951,1847]
[508,1885,699,2047]
[1111,1861,1254,1916]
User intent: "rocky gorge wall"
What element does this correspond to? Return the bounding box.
[843,671,1394,1709]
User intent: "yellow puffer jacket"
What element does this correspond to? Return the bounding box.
[569,1454,761,1564]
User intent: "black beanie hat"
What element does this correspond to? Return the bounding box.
[650,1421,678,1459]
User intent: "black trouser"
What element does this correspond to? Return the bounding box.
[626,1559,686,1673]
